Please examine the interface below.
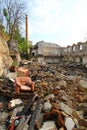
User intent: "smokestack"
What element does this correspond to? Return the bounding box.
[26,14,28,43]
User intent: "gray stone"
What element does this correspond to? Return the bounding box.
[43,101,52,112]
[8,99,23,109]
[79,80,87,92]
[0,125,6,130]
[0,112,9,123]
[65,117,75,130]
[6,72,17,80]
[72,110,83,120]
[59,102,73,116]
[59,128,65,130]
[78,103,87,113]
[10,106,24,119]
[55,85,61,90]
[40,121,57,130]
[44,94,55,101]
[61,95,68,102]
[58,80,67,89]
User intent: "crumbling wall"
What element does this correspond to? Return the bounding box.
[0,35,13,76]
[7,39,18,53]
[37,41,44,56]
[32,41,62,63]
[7,40,21,65]
[44,57,61,64]
[44,47,61,57]
[63,41,87,66]
[82,56,87,65]
[32,41,87,65]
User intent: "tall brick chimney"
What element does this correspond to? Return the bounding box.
[26,14,28,43]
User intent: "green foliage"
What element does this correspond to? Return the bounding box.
[13,26,32,59]
[3,7,31,59]
[0,24,9,40]
[14,26,21,43]
[0,24,5,32]
[12,60,18,66]
[18,38,27,53]
[18,37,32,59]
[3,8,8,18]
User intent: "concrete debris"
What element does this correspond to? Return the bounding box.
[44,94,55,101]
[43,101,52,112]
[59,102,73,116]
[0,60,87,129]
[79,80,87,92]
[58,80,67,89]
[65,117,75,130]
[40,121,57,130]
[8,99,23,109]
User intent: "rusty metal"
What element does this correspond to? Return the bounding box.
[43,109,67,130]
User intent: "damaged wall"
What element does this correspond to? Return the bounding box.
[31,41,62,63]
[0,35,13,76]
[31,41,87,65]
[7,39,21,65]
[63,41,87,66]
[82,56,87,65]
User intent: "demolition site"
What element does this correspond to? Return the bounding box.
[0,32,87,130]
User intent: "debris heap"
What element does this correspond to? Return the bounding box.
[0,61,87,130]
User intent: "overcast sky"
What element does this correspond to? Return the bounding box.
[25,0,87,47]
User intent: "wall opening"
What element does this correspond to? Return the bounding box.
[32,52,35,57]
[73,46,75,51]
[80,57,82,63]
[80,45,82,50]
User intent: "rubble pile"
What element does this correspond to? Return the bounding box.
[0,61,87,130]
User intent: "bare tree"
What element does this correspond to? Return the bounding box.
[3,0,26,39]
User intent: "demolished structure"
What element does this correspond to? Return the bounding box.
[63,42,87,66]
[0,61,87,129]
[31,41,63,63]
[0,35,87,129]
[31,41,87,67]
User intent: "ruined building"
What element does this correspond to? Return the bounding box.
[31,41,87,66]
[63,41,87,66]
[31,41,63,63]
